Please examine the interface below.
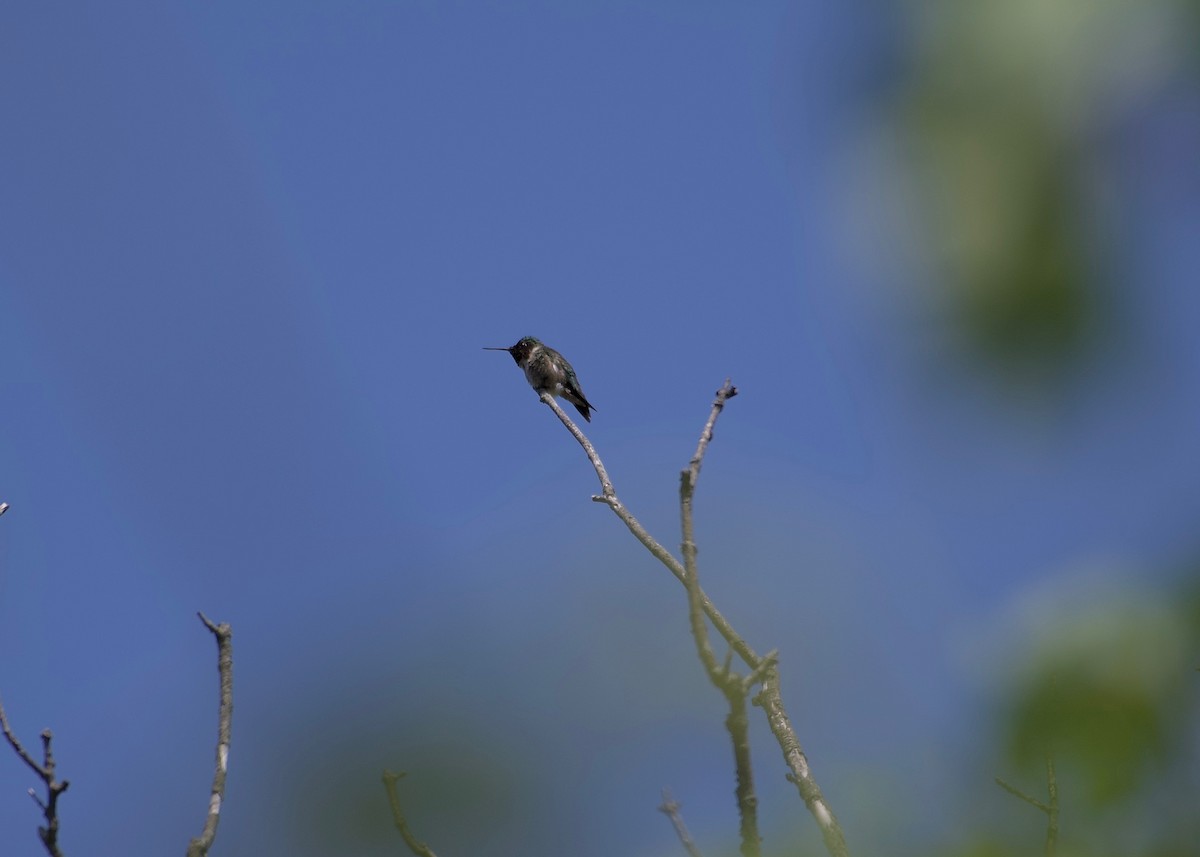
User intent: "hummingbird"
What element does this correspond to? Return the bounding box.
[484,336,596,422]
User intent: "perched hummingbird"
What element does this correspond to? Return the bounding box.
[484,336,596,422]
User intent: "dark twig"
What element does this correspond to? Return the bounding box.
[658,788,704,857]
[187,612,234,857]
[996,757,1059,857]
[1,501,69,857]
[540,383,851,857]
[0,699,70,857]
[382,770,439,857]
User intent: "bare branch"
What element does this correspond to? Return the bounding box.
[540,382,851,857]
[0,699,69,857]
[381,770,439,857]
[996,757,1059,857]
[677,381,742,683]
[187,612,234,857]
[678,382,760,857]
[658,788,704,857]
[724,689,761,857]
[680,476,722,681]
[686,380,738,485]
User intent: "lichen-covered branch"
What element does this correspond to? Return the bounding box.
[754,668,848,857]
[187,612,234,857]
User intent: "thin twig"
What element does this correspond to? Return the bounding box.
[187,612,234,857]
[996,757,1058,857]
[0,700,45,780]
[680,478,722,680]
[678,383,739,679]
[658,788,704,857]
[994,777,1049,811]
[381,770,439,857]
[677,383,741,685]
[1045,758,1059,855]
[0,698,69,857]
[686,381,737,483]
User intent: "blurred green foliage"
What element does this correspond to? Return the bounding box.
[987,574,1200,855]
[1003,595,1193,805]
[904,89,1095,376]
[885,3,1200,847]
[892,0,1195,382]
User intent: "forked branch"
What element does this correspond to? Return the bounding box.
[540,391,758,667]
[0,702,69,857]
[539,385,850,857]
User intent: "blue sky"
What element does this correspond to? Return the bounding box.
[2,2,1198,856]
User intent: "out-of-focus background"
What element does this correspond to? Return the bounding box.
[2,2,1198,855]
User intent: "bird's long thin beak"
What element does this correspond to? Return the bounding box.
[482,347,511,351]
